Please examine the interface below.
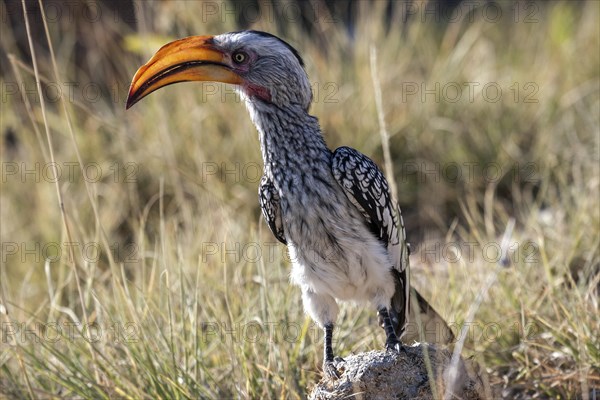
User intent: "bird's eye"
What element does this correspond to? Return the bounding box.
[232,51,248,64]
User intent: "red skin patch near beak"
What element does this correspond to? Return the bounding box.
[244,82,272,103]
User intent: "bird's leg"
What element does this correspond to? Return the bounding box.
[322,323,341,379]
[377,307,403,353]
[324,323,334,363]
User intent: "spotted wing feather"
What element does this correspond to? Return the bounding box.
[331,146,409,336]
[332,146,454,344]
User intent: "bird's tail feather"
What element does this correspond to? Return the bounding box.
[380,258,454,345]
[402,287,455,345]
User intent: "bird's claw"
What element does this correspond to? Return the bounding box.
[385,340,404,353]
[323,360,340,379]
[323,357,345,379]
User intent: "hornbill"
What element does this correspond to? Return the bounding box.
[127,30,452,377]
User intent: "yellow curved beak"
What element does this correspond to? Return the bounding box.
[126,35,243,109]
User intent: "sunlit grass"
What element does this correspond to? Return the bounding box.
[1,1,598,398]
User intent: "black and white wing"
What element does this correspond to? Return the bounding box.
[332,146,454,345]
[331,146,410,336]
[259,174,287,245]
[331,146,408,271]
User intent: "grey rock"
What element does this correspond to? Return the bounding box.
[309,344,484,400]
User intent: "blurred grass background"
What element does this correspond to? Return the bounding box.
[1,0,598,398]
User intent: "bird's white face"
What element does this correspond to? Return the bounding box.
[127,31,312,111]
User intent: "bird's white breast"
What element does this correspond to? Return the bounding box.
[283,187,396,308]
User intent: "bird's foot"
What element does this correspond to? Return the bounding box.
[323,357,345,379]
[323,360,341,379]
[385,338,404,354]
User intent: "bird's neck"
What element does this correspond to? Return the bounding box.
[246,100,331,178]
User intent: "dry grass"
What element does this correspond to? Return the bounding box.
[1,1,598,398]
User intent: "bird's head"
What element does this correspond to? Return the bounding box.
[126,30,312,111]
